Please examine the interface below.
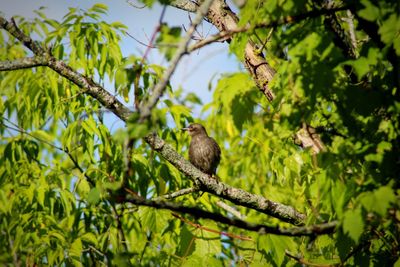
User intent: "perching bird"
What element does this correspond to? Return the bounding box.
[182,123,221,177]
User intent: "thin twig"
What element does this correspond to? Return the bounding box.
[140,5,167,65]
[8,234,21,267]
[138,0,215,122]
[124,30,157,48]
[2,117,63,151]
[187,28,244,51]
[216,200,246,220]
[285,250,340,267]
[340,240,370,266]
[172,213,252,241]
[126,0,146,9]
[153,187,199,200]
[258,27,274,52]
[133,6,167,110]
[111,203,129,252]
[139,232,152,263]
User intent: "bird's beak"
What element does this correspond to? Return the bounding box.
[181,127,189,131]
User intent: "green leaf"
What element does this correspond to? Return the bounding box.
[372,186,396,216]
[358,0,380,21]
[156,24,182,61]
[89,3,108,13]
[183,255,203,266]
[336,230,355,261]
[76,37,85,61]
[76,177,91,198]
[31,129,54,142]
[87,187,101,205]
[230,32,248,61]
[258,235,296,266]
[69,238,83,258]
[343,207,364,243]
[379,14,400,55]
[37,186,46,207]
[394,257,400,267]
[214,73,255,131]
[127,121,149,140]
[138,207,169,232]
[81,117,100,136]
[346,57,370,80]
[192,221,221,257]
[81,232,98,246]
[359,186,396,216]
[61,190,75,214]
[177,225,195,257]
[49,231,66,243]
[110,21,128,30]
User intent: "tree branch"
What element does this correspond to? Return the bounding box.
[153,187,199,200]
[138,0,214,122]
[144,133,306,225]
[169,0,198,13]
[316,0,357,60]
[0,56,47,71]
[127,195,337,236]
[285,250,339,267]
[216,200,246,220]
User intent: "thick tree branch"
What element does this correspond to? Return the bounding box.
[144,133,306,225]
[0,56,47,71]
[138,0,214,121]
[127,195,336,236]
[316,0,357,59]
[46,58,132,121]
[2,17,46,54]
[169,0,198,13]
[205,0,276,100]
[0,14,306,226]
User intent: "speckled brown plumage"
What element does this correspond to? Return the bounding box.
[183,123,221,176]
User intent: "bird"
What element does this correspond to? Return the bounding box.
[182,123,221,177]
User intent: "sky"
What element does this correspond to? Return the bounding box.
[0,0,240,126]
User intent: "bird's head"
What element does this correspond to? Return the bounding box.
[182,123,208,137]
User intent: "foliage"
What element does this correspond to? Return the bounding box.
[0,0,399,266]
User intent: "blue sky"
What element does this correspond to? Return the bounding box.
[1,0,240,125]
